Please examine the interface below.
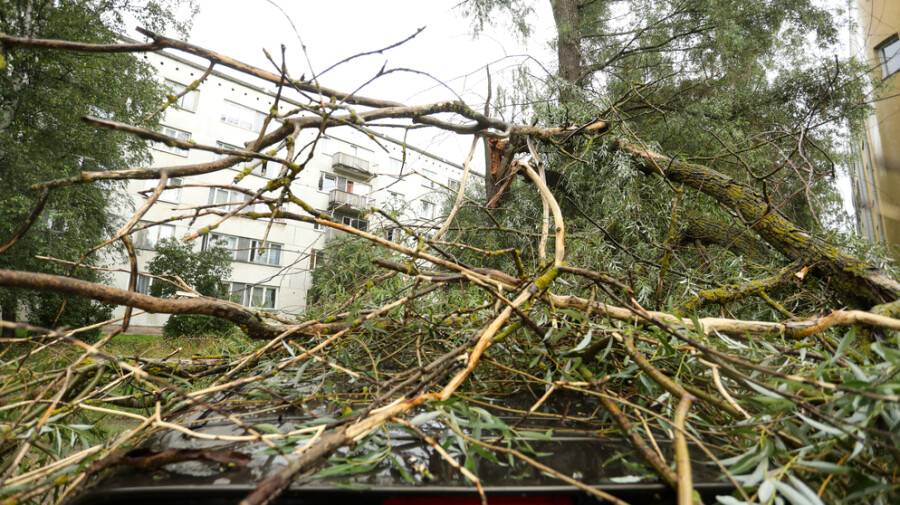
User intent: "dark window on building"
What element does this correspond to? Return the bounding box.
[877,34,900,78]
[136,274,154,294]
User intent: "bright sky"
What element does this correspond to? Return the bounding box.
[181,0,557,165]
[175,0,859,224]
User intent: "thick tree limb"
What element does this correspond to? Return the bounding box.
[372,258,900,337]
[0,269,284,339]
[679,213,770,261]
[616,140,900,308]
[677,263,804,314]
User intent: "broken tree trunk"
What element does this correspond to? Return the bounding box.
[616,140,900,309]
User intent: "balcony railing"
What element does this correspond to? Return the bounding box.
[328,189,373,212]
[331,152,373,179]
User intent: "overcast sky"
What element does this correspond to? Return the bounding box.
[178,0,558,166]
[170,0,860,221]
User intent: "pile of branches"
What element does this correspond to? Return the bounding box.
[1,30,899,505]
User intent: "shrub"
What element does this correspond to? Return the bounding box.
[147,238,235,338]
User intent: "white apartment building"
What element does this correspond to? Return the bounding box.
[112,49,482,332]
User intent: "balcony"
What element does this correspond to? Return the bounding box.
[328,189,373,214]
[331,152,373,180]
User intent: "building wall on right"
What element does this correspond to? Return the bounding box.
[852,0,900,257]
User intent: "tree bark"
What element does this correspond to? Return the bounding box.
[550,0,583,100]
[680,214,770,261]
[617,140,900,308]
[0,269,284,339]
[0,295,17,339]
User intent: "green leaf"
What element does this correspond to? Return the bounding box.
[570,329,593,353]
[252,423,281,434]
[796,413,844,437]
[772,479,820,505]
[795,460,851,474]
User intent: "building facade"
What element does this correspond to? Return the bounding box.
[112,49,480,332]
[850,0,900,256]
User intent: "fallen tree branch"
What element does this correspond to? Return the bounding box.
[616,139,900,308]
[0,269,285,339]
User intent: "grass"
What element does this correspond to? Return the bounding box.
[4,330,255,373]
[103,331,254,358]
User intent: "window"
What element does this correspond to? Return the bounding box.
[389,157,405,172]
[208,187,252,209]
[386,227,403,242]
[221,100,266,132]
[251,285,277,309]
[155,125,191,156]
[165,79,199,112]
[877,35,900,78]
[217,141,267,177]
[250,240,281,266]
[318,173,370,194]
[310,249,325,269]
[204,233,281,266]
[229,282,277,309]
[340,215,368,231]
[133,222,175,250]
[421,200,434,216]
[323,136,374,159]
[205,233,239,258]
[319,173,337,192]
[135,274,154,295]
[448,179,461,192]
[148,177,183,203]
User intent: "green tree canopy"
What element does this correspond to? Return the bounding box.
[0,0,193,335]
[147,238,234,337]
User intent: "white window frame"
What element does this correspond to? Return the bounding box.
[148,177,183,203]
[208,187,251,209]
[216,141,268,177]
[877,35,900,78]
[249,240,281,266]
[154,125,191,157]
[135,274,154,295]
[205,233,281,266]
[229,282,277,309]
[310,249,324,269]
[133,222,176,250]
[339,215,368,231]
[318,172,370,195]
[319,173,338,192]
[220,100,266,132]
[165,79,199,112]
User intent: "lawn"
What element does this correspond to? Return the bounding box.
[102,332,252,358]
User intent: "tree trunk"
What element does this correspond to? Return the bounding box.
[550,0,583,100]
[681,214,770,261]
[617,140,900,308]
[1,296,17,339]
